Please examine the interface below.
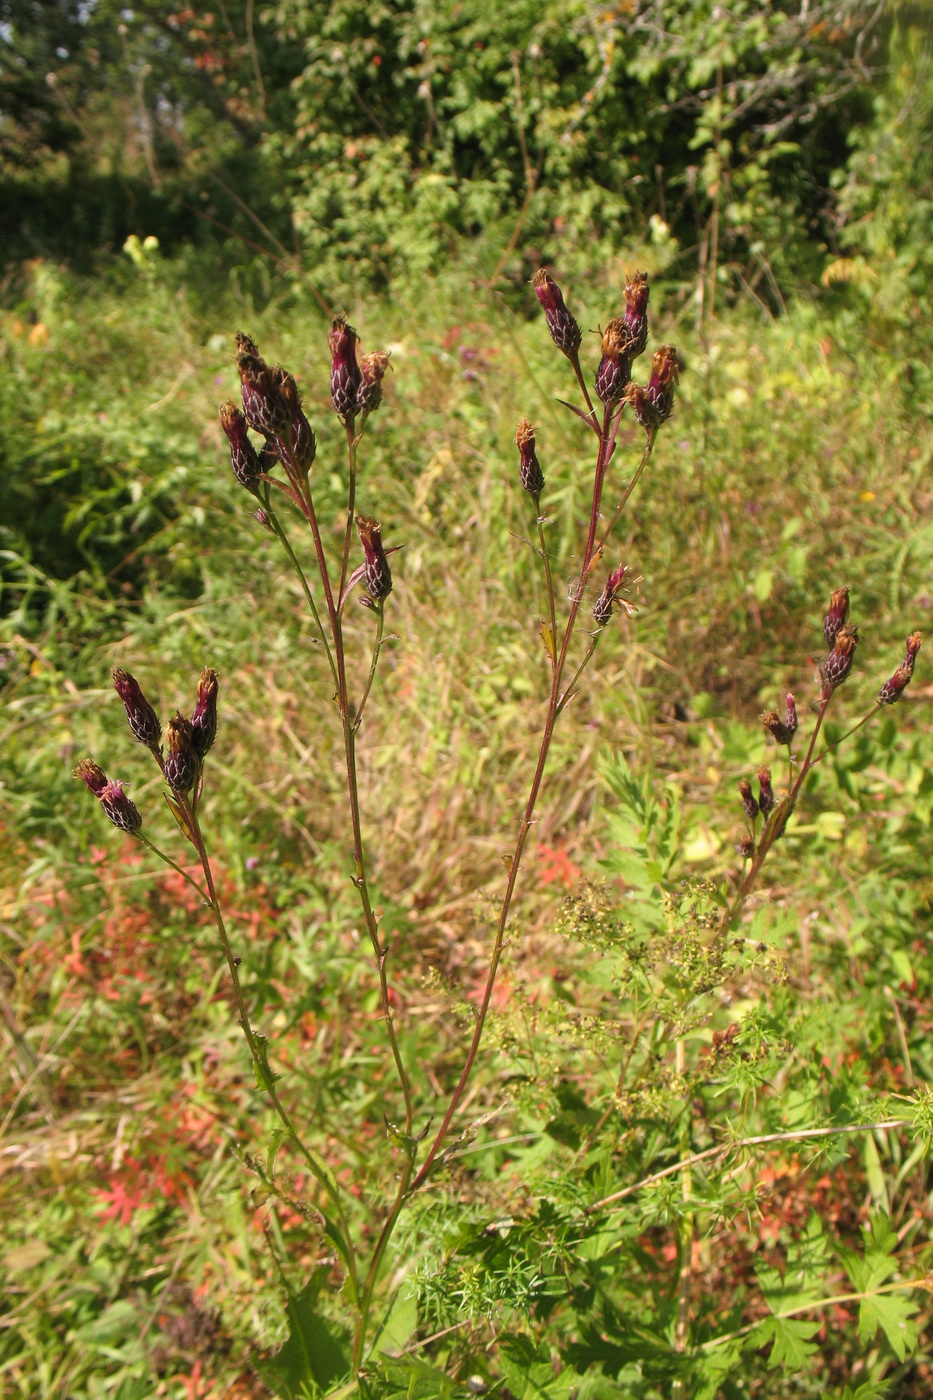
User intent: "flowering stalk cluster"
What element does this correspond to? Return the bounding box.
[725,588,922,938]
[74,279,680,1370]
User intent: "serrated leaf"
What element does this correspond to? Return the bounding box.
[751,1315,820,1369]
[857,1289,919,1361]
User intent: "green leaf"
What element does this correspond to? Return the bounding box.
[499,1335,576,1398]
[371,1285,418,1357]
[751,1315,820,1370]
[258,1274,351,1400]
[857,1290,919,1362]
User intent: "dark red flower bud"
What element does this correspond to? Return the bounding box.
[270,367,316,476]
[820,623,859,694]
[99,779,142,833]
[515,418,544,499]
[622,271,650,359]
[358,351,391,415]
[74,759,108,795]
[356,516,392,601]
[757,766,774,817]
[113,669,161,748]
[190,667,219,759]
[879,631,922,705]
[531,269,582,359]
[329,317,362,425]
[626,345,680,434]
[737,835,755,859]
[164,712,198,793]
[592,564,630,627]
[823,587,850,648]
[738,777,758,822]
[594,319,633,405]
[219,401,261,494]
[235,332,290,438]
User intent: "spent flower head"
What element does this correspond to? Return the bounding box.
[820,623,859,695]
[622,271,650,359]
[74,758,108,796]
[164,712,198,793]
[358,351,391,416]
[879,631,923,706]
[191,667,219,759]
[99,779,142,834]
[515,418,544,500]
[271,366,316,476]
[626,345,680,435]
[235,332,289,438]
[113,669,161,749]
[219,400,261,495]
[329,317,362,425]
[356,516,393,601]
[760,692,798,747]
[531,269,582,359]
[592,564,632,627]
[823,586,850,648]
[594,319,633,406]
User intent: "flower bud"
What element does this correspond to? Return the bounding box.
[164,712,198,793]
[737,835,755,859]
[823,586,850,648]
[515,418,544,499]
[879,631,922,705]
[531,269,582,359]
[99,779,142,834]
[355,516,392,601]
[74,758,108,796]
[757,766,774,817]
[271,366,316,476]
[592,564,629,627]
[235,332,290,438]
[738,777,758,822]
[594,319,633,405]
[358,351,391,416]
[190,667,219,759]
[785,692,798,737]
[329,317,362,425]
[626,345,680,434]
[219,400,261,494]
[622,271,650,360]
[113,669,161,748]
[820,623,859,694]
[760,693,797,747]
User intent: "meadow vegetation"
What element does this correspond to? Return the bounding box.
[3,2,933,1398]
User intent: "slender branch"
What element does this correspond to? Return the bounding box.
[137,835,209,902]
[586,1119,910,1214]
[265,506,339,691]
[179,797,359,1293]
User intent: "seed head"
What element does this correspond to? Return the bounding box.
[219,400,261,494]
[594,319,633,405]
[99,779,142,834]
[113,669,161,749]
[191,667,219,759]
[235,332,290,438]
[74,759,108,796]
[592,564,630,627]
[356,516,392,601]
[757,766,774,817]
[531,269,582,359]
[738,777,758,822]
[622,271,650,360]
[879,631,923,705]
[823,586,850,648]
[515,418,544,499]
[358,351,391,416]
[164,712,198,793]
[820,623,859,694]
[329,317,362,425]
